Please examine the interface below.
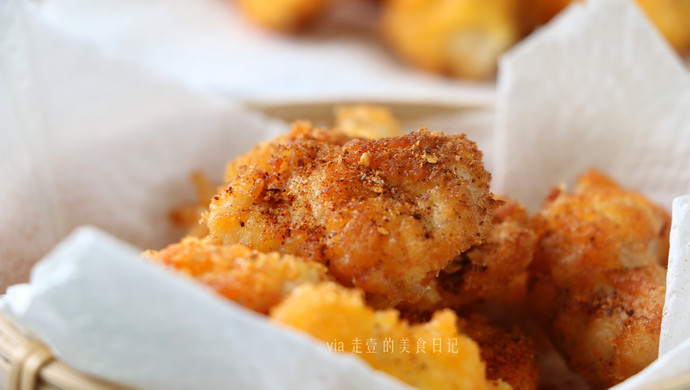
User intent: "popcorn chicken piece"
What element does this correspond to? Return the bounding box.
[271,282,503,390]
[209,124,497,304]
[529,170,669,388]
[145,237,329,314]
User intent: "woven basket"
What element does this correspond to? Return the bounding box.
[3,312,690,390]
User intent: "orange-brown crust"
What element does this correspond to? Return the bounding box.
[399,197,535,314]
[144,237,329,314]
[529,170,669,389]
[459,314,540,390]
[224,121,352,182]
[209,124,497,304]
[436,215,535,306]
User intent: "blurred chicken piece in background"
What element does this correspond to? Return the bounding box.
[334,105,402,139]
[382,0,521,80]
[235,0,331,31]
[234,0,688,79]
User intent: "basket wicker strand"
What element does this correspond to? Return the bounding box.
[0,314,132,390]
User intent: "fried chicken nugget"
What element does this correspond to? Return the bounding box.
[234,0,330,31]
[529,170,669,389]
[144,237,329,314]
[271,282,509,390]
[436,197,535,305]
[209,125,497,305]
[382,0,521,80]
[400,197,535,314]
[458,314,539,390]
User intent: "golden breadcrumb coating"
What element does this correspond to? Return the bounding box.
[382,0,521,80]
[529,170,669,389]
[226,105,400,182]
[334,105,402,140]
[459,315,539,390]
[144,237,329,314]
[271,282,505,390]
[520,0,690,53]
[224,121,352,182]
[234,0,330,31]
[208,124,497,304]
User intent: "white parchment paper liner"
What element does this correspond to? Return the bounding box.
[2,227,410,390]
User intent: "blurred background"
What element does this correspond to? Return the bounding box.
[28,0,690,106]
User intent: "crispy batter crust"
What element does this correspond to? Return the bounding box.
[529,170,669,389]
[224,121,352,182]
[271,282,495,390]
[436,198,536,306]
[459,314,539,390]
[145,237,329,314]
[209,125,497,304]
[397,197,535,314]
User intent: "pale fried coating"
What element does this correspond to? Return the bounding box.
[334,105,402,140]
[399,197,535,314]
[234,0,330,31]
[382,0,521,80]
[208,125,497,304]
[529,170,669,389]
[144,237,329,314]
[458,315,539,390]
[271,282,502,390]
[520,0,690,53]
